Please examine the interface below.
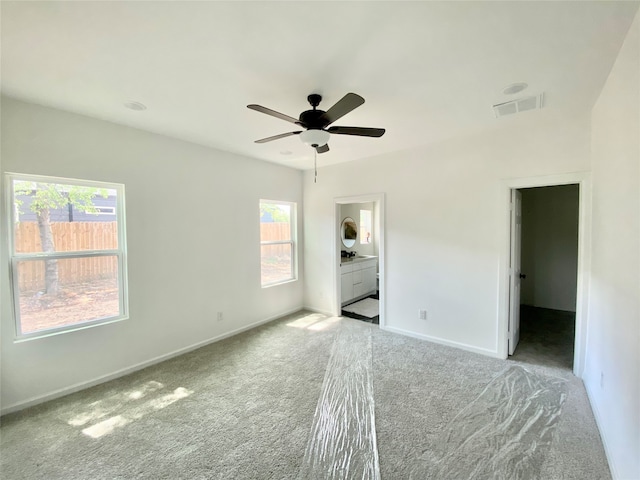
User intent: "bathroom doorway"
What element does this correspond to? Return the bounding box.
[334,194,385,327]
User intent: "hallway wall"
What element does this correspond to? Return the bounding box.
[586,10,639,479]
[520,185,579,312]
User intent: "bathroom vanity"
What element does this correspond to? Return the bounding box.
[340,256,377,306]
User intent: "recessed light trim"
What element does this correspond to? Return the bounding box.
[502,83,528,95]
[124,101,147,111]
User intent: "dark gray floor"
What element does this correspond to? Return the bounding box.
[510,305,575,370]
[341,292,380,324]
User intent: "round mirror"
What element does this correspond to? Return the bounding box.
[341,217,358,248]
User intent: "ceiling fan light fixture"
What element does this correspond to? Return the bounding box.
[300,129,330,147]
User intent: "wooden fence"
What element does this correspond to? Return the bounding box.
[260,222,292,258]
[15,222,118,292]
[15,222,291,292]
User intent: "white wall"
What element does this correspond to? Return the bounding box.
[0,97,304,412]
[303,108,591,356]
[585,11,640,480]
[520,185,579,312]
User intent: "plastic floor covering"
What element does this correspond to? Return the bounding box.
[298,321,567,480]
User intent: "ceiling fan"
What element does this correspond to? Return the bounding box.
[247,93,385,154]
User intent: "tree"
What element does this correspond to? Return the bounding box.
[14,181,108,295]
[260,203,290,223]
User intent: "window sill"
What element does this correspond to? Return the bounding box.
[261,278,298,289]
[14,315,128,343]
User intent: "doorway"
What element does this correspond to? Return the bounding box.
[500,172,590,376]
[509,185,579,370]
[334,194,385,327]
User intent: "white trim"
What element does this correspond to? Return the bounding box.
[498,172,591,377]
[381,325,502,358]
[303,306,336,317]
[0,306,303,416]
[13,250,120,260]
[359,208,373,245]
[260,240,293,246]
[5,171,120,192]
[259,199,297,287]
[13,312,128,343]
[5,172,129,341]
[334,193,385,327]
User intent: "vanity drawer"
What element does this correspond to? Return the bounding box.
[341,263,354,273]
[353,269,363,285]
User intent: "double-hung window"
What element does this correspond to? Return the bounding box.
[259,200,296,287]
[6,173,128,340]
[360,209,372,244]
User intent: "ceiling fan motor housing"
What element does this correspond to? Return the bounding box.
[299,109,328,129]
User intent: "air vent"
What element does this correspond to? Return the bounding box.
[493,93,544,118]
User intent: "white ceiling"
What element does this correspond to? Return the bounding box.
[2,1,638,170]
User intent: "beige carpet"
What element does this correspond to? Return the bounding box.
[0,311,611,479]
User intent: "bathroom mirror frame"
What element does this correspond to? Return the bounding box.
[341,217,358,248]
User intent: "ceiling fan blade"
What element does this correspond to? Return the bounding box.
[327,126,385,137]
[316,144,330,154]
[254,131,302,143]
[247,104,303,126]
[319,93,365,126]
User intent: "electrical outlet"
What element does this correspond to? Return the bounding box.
[217,311,224,322]
[419,309,427,320]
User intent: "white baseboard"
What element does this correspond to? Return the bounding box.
[1,306,303,416]
[302,305,336,317]
[381,325,501,359]
[583,380,618,479]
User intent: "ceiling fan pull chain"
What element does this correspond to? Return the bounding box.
[314,150,318,184]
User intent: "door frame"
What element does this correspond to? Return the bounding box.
[498,172,591,376]
[334,193,385,327]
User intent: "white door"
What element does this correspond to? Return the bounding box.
[508,189,522,355]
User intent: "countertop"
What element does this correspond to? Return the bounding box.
[340,255,377,266]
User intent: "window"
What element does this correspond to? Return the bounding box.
[360,209,372,244]
[6,173,128,340]
[95,206,116,215]
[260,200,296,286]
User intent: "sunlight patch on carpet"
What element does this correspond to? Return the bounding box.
[287,313,342,331]
[66,380,165,427]
[63,383,194,439]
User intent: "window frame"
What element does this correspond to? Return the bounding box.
[360,208,373,245]
[94,206,116,215]
[5,172,129,341]
[259,199,297,287]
